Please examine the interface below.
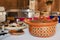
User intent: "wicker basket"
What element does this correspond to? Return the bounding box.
[29,22,57,37]
[24,19,57,37]
[24,19,57,38]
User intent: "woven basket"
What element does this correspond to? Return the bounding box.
[29,22,57,38]
[24,18,57,37]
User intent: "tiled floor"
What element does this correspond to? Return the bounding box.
[1,23,60,40]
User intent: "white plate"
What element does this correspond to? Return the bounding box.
[5,26,27,30]
[5,22,29,30]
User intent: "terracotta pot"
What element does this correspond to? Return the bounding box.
[24,19,57,38]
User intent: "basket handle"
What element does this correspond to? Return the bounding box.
[52,16,58,22]
[24,18,31,24]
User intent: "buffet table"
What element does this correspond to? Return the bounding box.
[1,23,60,40]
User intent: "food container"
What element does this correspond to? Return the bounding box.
[24,19,57,38]
[5,22,28,35]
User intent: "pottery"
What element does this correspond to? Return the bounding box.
[24,18,57,38]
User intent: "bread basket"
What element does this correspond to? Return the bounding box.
[24,18,57,38]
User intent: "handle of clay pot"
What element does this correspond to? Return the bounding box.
[24,18,31,24]
[52,16,58,22]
